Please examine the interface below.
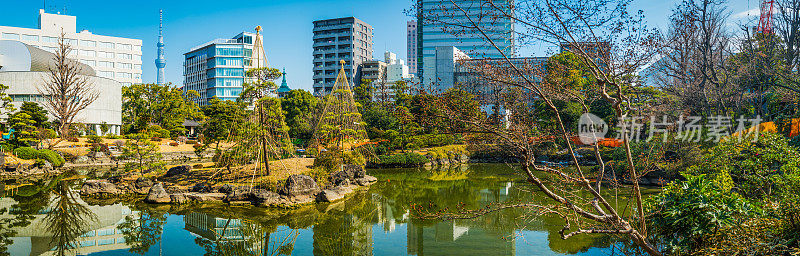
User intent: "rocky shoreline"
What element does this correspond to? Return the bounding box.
[79,164,378,207]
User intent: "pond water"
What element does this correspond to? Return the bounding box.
[0,164,656,256]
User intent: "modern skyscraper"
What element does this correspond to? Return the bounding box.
[183,32,264,106]
[155,10,166,85]
[416,0,514,90]
[312,17,373,96]
[407,21,417,75]
[0,9,143,86]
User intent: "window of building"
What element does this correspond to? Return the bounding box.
[80,40,96,47]
[119,53,132,60]
[118,43,132,50]
[2,33,20,40]
[133,64,141,70]
[99,71,114,78]
[116,237,126,244]
[134,73,141,80]
[98,51,114,59]
[117,72,132,79]
[117,62,132,69]
[41,36,58,43]
[79,50,96,57]
[66,38,78,46]
[98,229,115,236]
[100,41,114,48]
[98,61,114,68]
[79,240,95,247]
[22,34,38,42]
[98,238,115,245]
[80,59,96,67]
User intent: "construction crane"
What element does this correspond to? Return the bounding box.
[758,0,775,34]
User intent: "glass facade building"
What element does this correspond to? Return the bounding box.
[416,0,515,90]
[183,32,259,105]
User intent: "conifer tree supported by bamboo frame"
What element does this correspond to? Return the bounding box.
[313,60,374,161]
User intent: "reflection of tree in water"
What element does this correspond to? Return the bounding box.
[43,178,97,256]
[117,206,167,254]
[1,179,51,256]
[313,192,379,256]
[193,215,300,256]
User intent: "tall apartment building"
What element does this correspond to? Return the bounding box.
[183,32,263,106]
[416,0,514,90]
[0,9,143,85]
[407,21,417,75]
[312,17,373,96]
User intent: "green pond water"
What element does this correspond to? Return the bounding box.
[0,164,657,256]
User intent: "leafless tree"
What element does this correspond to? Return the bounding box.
[39,32,99,140]
[654,0,740,117]
[414,0,663,255]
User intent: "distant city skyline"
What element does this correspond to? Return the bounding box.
[1,0,755,92]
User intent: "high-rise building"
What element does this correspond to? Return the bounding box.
[416,0,514,90]
[155,10,166,85]
[407,21,417,75]
[312,17,373,96]
[0,9,143,86]
[183,32,264,106]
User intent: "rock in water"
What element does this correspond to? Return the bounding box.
[170,193,188,204]
[355,175,378,186]
[145,183,171,203]
[164,165,191,178]
[251,190,281,206]
[80,180,121,195]
[316,186,353,202]
[278,175,320,197]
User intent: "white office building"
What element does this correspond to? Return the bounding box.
[0,9,143,86]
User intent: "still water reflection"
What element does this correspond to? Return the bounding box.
[1,164,648,256]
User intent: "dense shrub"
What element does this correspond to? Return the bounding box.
[86,135,103,144]
[13,147,65,167]
[314,150,344,172]
[150,137,162,142]
[646,174,752,253]
[685,132,800,199]
[13,147,39,159]
[39,149,65,167]
[67,137,79,142]
[185,140,197,144]
[377,152,429,167]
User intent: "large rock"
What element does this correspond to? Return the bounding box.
[278,175,320,197]
[80,180,121,195]
[223,186,251,202]
[251,190,282,206]
[145,183,171,203]
[74,156,89,164]
[316,186,353,202]
[355,175,378,186]
[186,193,225,202]
[170,193,189,204]
[134,177,154,189]
[191,182,213,193]
[164,165,191,178]
[329,165,366,187]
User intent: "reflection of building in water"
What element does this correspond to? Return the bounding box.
[406,220,515,256]
[406,181,517,256]
[0,197,136,256]
[313,214,374,256]
[183,212,244,241]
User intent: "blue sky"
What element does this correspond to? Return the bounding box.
[1,0,755,92]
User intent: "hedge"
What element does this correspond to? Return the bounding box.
[14,147,39,160]
[39,149,65,167]
[377,152,429,167]
[13,147,65,167]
